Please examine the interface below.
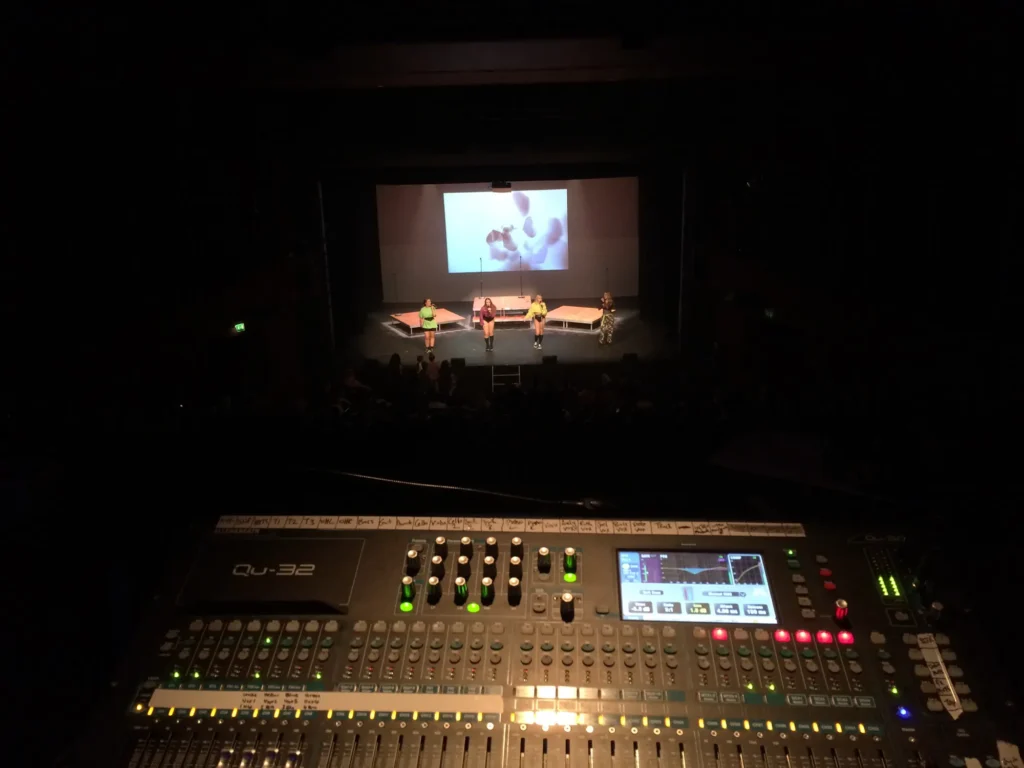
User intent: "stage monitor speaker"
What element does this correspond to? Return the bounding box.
[542,355,557,365]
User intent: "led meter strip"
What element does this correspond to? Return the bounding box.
[916,633,962,720]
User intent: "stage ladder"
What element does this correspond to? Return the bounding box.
[491,365,521,392]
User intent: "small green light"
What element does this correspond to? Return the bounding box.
[563,573,577,583]
[315,671,322,680]
[466,603,481,614]
[400,601,414,613]
[746,682,755,691]
[234,322,246,332]
[254,671,261,679]
[785,549,796,557]
[264,637,272,645]
[172,670,181,679]
[192,671,200,679]
[768,682,776,691]
[889,686,899,696]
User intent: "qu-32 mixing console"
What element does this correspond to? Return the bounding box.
[108,515,1020,768]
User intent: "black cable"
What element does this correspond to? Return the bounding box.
[310,468,589,508]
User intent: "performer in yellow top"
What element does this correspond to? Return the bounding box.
[525,294,548,350]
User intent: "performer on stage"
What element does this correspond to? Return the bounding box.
[525,294,548,350]
[419,298,438,352]
[598,291,616,345]
[480,297,497,351]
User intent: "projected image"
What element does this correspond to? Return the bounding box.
[443,189,568,273]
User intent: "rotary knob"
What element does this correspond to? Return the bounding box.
[508,577,522,607]
[434,536,448,560]
[481,577,495,606]
[401,576,416,602]
[454,577,468,606]
[427,576,441,605]
[485,536,498,559]
[834,599,849,622]
[457,555,471,579]
[483,555,497,580]
[560,592,575,623]
[460,536,474,559]
[510,536,524,559]
[430,555,445,579]
[509,556,523,580]
[405,549,420,576]
[538,547,552,574]
[563,547,577,574]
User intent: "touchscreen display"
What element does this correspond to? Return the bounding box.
[618,551,778,623]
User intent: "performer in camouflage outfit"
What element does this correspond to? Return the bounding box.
[598,291,616,345]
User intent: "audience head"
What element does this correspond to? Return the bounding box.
[428,353,436,362]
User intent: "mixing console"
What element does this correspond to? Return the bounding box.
[105,515,1018,767]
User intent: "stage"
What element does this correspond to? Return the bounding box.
[349,297,675,367]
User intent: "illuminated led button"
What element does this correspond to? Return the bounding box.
[816,630,834,644]
[823,581,837,591]
[837,631,854,645]
[795,630,813,643]
[819,568,833,578]
[774,629,791,643]
[712,628,729,642]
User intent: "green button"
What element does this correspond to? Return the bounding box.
[801,649,816,659]
[663,644,677,654]
[694,644,709,655]
[370,638,384,649]
[736,646,751,657]
[877,650,891,660]
[520,642,534,652]
[787,559,801,569]
[540,642,553,652]
[450,640,463,650]
[643,644,656,654]
[716,645,730,656]
[779,647,794,658]
[844,649,860,659]
[758,646,773,657]
[603,643,616,653]
[491,641,504,651]
[301,636,315,648]
[822,648,838,659]
[280,637,293,647]
[581,643,595,653]
[561,642,575,652]
[321,637,334,648]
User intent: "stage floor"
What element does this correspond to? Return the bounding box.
[349,298,675,366]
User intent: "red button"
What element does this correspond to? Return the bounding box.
[823,581,837,591]
[837,631,854,645]
[712,628,729,642]
[816,630,833,644]
[795,629,813,643]
[819,568,833,577]
[774,629,792,643]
